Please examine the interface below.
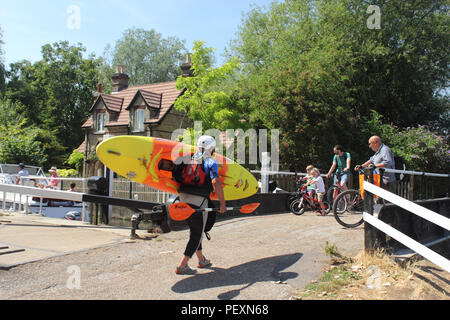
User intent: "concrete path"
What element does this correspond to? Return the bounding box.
[0,214,131,269]
[0,211,364,300]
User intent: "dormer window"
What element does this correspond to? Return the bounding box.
[126,90,162,132]
[134,108,145,132]
[89,94,124,133]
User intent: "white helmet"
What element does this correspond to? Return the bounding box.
[197,135,216,151]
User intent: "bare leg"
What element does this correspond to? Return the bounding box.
[196,250,206,263]
[178,255,190,269]
[319,201,326,215]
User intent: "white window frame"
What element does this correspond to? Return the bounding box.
[96,112,106,133]
[134,108,145,132]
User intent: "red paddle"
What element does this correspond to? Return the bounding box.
[169,202,260,221]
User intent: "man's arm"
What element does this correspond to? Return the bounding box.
[207,159,226,213]
[345,155,351,172]
[326,162,337,178]
[356,160,372,170]
[212,177,226,213]
[379,148,394,170]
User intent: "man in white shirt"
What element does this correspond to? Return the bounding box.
[16,163,29,185]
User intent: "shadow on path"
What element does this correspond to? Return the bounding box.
[415,265,450,296]
[172,253,303,300]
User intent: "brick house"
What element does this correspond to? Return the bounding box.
[78,59,194,177]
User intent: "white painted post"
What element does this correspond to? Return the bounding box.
[82,203,86,222]
[104,134,115,223]
[261,152,270,193]
[82,178,87,222]
[25,195,29,214]
[108,169,114,222]
[364,213,450,272]
[13,192,17,212]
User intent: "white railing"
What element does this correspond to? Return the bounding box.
[383,168,448,178]
[362,181,450,272]
[16,175,89,189]
[0,182,88,221]
[0,183,84,202]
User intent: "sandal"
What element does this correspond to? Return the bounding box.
[197,258,212,268]
[175,265,197,275]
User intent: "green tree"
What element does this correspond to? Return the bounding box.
[38,41,101,150]
[363,110,450,173]
[0,98,24,126]
[5,41,102,167]
[175,40,246,131]
[0,98,64,168]
[226,1,358,169]
[0,119,47,166]
[106,27,187,87]
[5,60,43,125]
[226,0,449,170]
[96,44,115,94]
[0,26,5,96]
[66,149,84,174]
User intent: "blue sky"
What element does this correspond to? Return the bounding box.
[0,0,275,66]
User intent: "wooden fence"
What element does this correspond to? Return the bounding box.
[61,169,446,204]
[58,177,171,203]
[260,171,448,202]
[112,177,171,203]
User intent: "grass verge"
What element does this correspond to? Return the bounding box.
[292,242,449,300]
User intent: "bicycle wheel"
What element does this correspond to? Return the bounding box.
[333,195,347,214]
[327,185,339,205]
[333,190,364,228]
[286,193,299,209]
[290,198,306,216]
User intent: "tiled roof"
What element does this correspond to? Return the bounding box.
[89,94,124,113]
[126,89,162,110]
[82,80,183,128]
[76,139,85,153]
[77,125,235,153]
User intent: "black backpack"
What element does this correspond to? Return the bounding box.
[173,155,213,197]
[175,159,208,187]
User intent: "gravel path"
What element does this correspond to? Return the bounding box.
[0,212,363,300]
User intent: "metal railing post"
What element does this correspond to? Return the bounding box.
[447,174,449,198]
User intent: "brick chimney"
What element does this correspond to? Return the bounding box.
[181,53,194,77]
[93,83,103,101]
[111,65,130,93]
